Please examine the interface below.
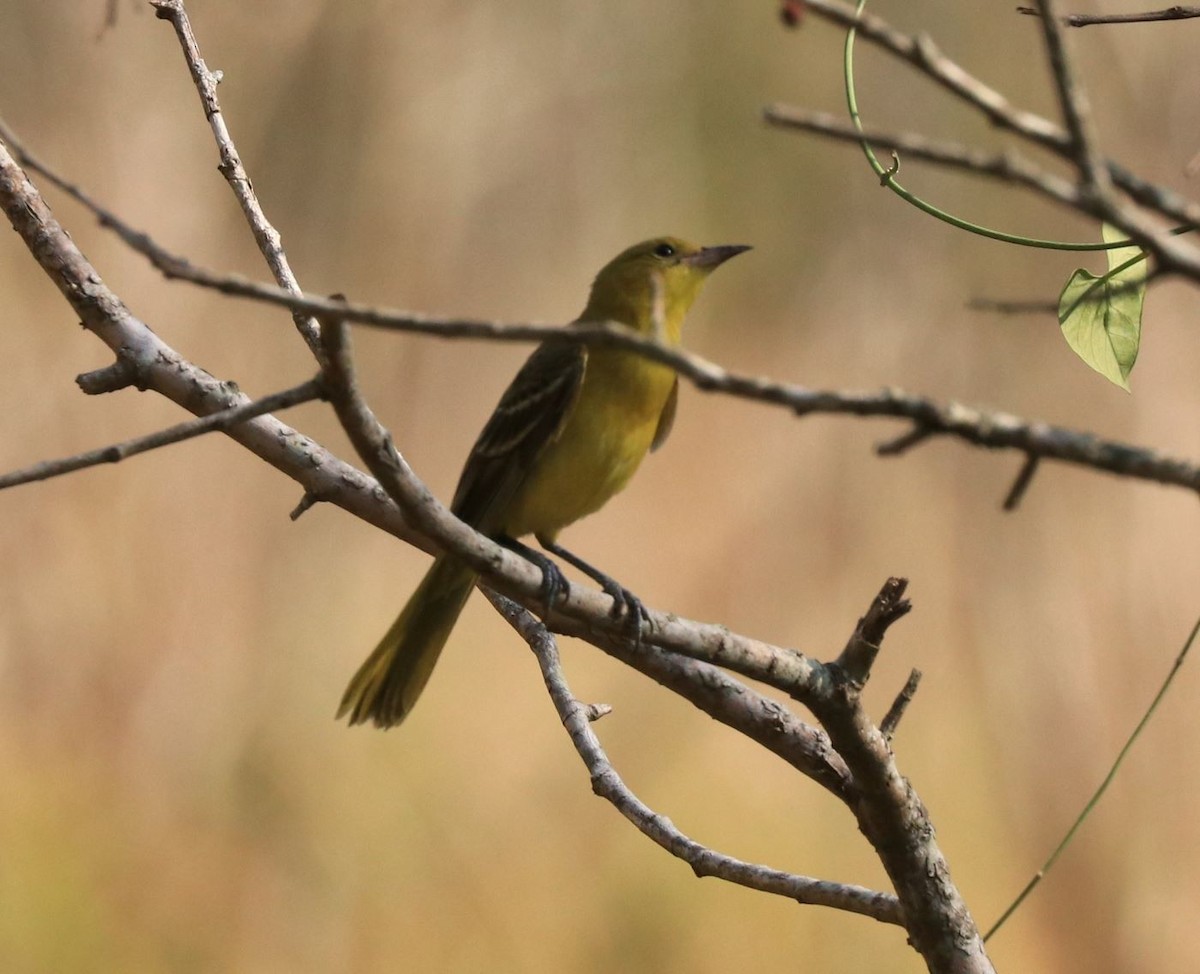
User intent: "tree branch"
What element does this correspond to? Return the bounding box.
[1031,0,1114,199]
[1017,4,1200,26]
[6,118,1194,506]
[764,104,1084,206]
[881,669,923,742]
[810,581,995,973]
[0,135,415,547]
[149,0,325,363]
[0,377,324,491]
[491,594,904,924]
[788,0,1200,277]
[797,0,1070,150]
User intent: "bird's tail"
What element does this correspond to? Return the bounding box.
[338,555,477,728]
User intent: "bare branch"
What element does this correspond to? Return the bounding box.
[1032,0,1114,199]
[0,378,323,491]
[1018,4,1200,26]
[967,297,1059,314]
[764,104,1084,207]
[874,398,1200,497]
[149,0,325,363]
[5,121,1197,501]
[881,669,923,742]
[1003,454,1042,511]
[790,0,1200,274]
[799,0,1069,150]
[76,359,142,395]
[562,599,853,799]
[807,581,994,973]
[835,578,912,683]
[491,593,904,924]
[971,264,1163,318]
[0,136,413,548]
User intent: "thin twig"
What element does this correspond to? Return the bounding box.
[967,297,1058,315]
[1026,0,1200,277]
[1002,454,1042,511]
[289,491,319,521]
[835,578,912,684]
[970,262,1163,317]
[77,359,142,395]
[881,669,923,742]
[492,593,904,924]
[765,104,1083,207]
[875,425,934,457]
[149,0,325,364]
[1032,0,1114,199]
[1018,4,1200,26]
[0,136,408,547]
[0,378,323,491]
[984,614,1200,941]
[790,0,1200,276]
[800,0,1070,150]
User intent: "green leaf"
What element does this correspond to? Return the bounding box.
[1058,223,1147,391]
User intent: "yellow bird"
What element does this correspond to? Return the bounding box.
[339,236,750,727]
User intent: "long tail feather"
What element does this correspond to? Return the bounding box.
[337,556,476,728]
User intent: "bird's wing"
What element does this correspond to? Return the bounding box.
[450,340,587,530]
[650,376,678,453]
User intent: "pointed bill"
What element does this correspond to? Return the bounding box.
[685,244,752,269]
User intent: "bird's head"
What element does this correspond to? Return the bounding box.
[580,237,750,341]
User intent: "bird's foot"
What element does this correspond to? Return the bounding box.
[535,557,571,613]
[499,534,572,614]
[599,578,653,645]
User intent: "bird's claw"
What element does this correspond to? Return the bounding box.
[602,580,653,645]
[538,559,571,613]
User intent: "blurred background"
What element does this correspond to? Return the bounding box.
[2,1,1199,971]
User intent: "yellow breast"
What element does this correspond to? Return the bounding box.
[500,348,675,541]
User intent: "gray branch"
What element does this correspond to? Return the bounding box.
[788,0,1200,279]
[491,593,903,923]
[3,119,1195,507]
[0,378,324,491]
[1018,4,1200,26]
[149,0,325,363]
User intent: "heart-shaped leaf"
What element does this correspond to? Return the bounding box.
[1058,223,1147,391]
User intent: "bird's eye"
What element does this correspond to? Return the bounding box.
[653,243,676,259]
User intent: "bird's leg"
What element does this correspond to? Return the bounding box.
[535,534,652,641]
[498,534,571,613]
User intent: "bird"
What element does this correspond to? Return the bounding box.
[338,236,750,727]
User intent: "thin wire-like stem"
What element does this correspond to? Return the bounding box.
[841,0,1125,251]
[984,614,1200,941]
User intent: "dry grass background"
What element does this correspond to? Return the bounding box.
[2,1,1199,971]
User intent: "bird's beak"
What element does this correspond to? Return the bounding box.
[685,244,752,269]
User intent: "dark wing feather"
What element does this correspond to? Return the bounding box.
[650,376,678,453]
[450,340,587,530]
